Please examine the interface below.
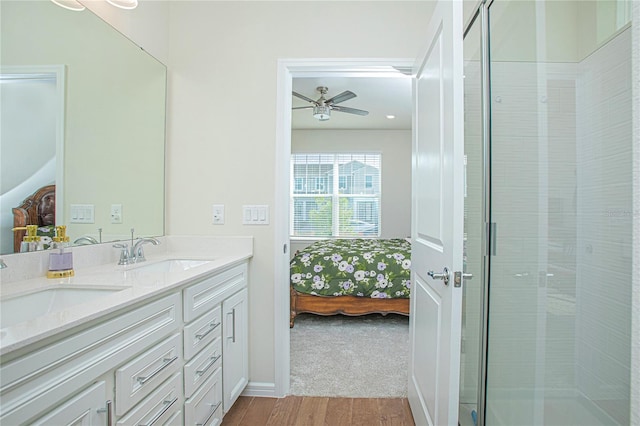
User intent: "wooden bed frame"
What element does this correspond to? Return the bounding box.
[12,184,55,253]
[290,286,410,327]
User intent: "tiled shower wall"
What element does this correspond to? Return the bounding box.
[487,60,577,408]
[485,27,631,425]
[576,27,632,425]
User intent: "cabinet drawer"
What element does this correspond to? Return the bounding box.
[116,372,182,426]
[183,263,247,322]
[31,381,107,425]
[184,368,223,426]
[183,306,221,360]
[116,333,182,416]
[184,337,222,398]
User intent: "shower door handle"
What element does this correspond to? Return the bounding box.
[427,267,450,285]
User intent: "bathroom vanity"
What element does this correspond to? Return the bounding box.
[0,236,251,425]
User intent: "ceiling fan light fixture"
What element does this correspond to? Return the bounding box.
[313,105,331,121]
[51,0,85,11]
[106,0,138,9]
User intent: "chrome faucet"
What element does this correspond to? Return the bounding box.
[113,243,132,266]
[74,236,99,245]
[131,237,160,262]
[0,258,7,269]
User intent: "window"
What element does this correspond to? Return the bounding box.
[365,175,373,190]
[291,153,381,237]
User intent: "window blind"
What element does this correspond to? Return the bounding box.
[291,153,381,238]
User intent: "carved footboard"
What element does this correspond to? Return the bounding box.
[290,287,410,327]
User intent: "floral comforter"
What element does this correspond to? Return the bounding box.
[290,239,411,299]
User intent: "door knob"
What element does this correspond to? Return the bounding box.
[427,267,450,285]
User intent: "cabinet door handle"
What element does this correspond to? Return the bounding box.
[97,400,113,426]
[195,321,220,340]
[196,401,222,426]
[138,397,178,426]
[227,308,236,343]
[136,356,178,385]
[196,353,221,376]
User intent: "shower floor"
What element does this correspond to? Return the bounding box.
[480,395,620,425]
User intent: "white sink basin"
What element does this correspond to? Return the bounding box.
[1,287,128,329]
[131,259,213,273]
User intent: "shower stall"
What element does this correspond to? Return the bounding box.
[459,1,634,425]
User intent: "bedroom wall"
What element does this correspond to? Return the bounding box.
[290,129,411,255]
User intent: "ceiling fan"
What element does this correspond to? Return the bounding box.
[292,86,369,121]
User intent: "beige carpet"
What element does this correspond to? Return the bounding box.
[289,313,409,398]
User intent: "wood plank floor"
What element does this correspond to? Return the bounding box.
[222,396,415,426]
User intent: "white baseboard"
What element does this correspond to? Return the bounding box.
[242,381,277,397]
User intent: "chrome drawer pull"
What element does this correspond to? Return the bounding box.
[97,400,113,426]
[196,401,222,426]
[137,356,178,385]
[138,397,178,426]
[196,353,222,376]
[195,321,220,340]
[226,309,236,343]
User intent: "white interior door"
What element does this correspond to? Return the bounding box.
[408,1,464,425]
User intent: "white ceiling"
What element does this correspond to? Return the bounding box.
[291,76,412,131]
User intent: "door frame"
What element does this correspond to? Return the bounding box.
[274,58,414,397]
[0,65,66,253]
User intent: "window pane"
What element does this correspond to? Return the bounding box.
[292,154,333,195]
[292,196,333,237]
[338,196,379,237]
[337,154,381,195]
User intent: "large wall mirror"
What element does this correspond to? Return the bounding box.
[0,0,166,254]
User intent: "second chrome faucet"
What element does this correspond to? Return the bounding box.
[113,237,160,265]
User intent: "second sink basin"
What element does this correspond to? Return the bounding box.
[1,287,129,329]
[131,259,213,273]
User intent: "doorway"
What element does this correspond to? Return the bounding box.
[274,59,414,397]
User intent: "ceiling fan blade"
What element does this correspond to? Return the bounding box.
[292,106,314,110]
[325,90,356,105]
[332,105,369,116]
[292,91,317,104]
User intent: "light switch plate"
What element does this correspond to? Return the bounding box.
[70,204,95,224]
[212,204,225,224]
[242,205,269,225]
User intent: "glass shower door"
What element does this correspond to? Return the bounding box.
[459,10,485,426]
[485,1,632,424]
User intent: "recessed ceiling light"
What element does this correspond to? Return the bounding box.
[386,115,396,120]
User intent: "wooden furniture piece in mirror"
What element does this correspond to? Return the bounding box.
[12,185,55,253]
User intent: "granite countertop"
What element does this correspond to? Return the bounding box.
[0,236,252,356]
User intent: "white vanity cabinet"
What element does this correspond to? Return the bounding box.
[222,287,248,413]
[0,259,250,425]
[182,262,248,425]
[0,293,181,425]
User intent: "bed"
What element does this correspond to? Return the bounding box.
[289,238,411,327]
[12,184,56,252]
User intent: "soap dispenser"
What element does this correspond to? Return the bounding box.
[12,225,41,252]
[47,225,74,278]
